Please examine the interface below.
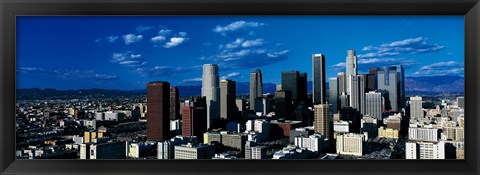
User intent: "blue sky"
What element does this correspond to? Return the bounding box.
[16,16,464,90]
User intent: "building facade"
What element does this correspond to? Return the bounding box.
[147,81,170,141]
[202,64,220,129]
[312,54,327,104]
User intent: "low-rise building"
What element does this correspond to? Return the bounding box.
[336,133,365,156]
[174,143,215,159]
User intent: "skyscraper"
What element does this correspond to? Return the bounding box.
[339,92,349,109]
[220,79,237,120]
[328,77,338,113]
[202,64,220,129]
[314,104,332,141]
[349,75,360,111]
[170,87,180,120]
[274,90,292,120]
[365,91,383,120]
[182,97,207,142]
[250,69,263,112]
[337,72,347,95]
[312,54,326,104]
[147,81,171,141]
[345,50,358,99]
[346,49,358,76]
[282,71,301,101]
[298,72,308,102]
[377,66,404,111]
[410,96,423,120]
[359,75,366,116]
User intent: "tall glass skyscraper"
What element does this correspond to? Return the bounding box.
[312,54,327,104]
[202,64,220,129]
[377,65,405,111]
[147,81,171,141]
[250,69,263,112]
[220,79,236,120]
[328,77,339,113]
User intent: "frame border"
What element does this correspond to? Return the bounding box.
[1,0,479,175]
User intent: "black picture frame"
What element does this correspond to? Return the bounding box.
[1,0,479,175]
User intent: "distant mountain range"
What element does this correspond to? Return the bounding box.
[17,75,464,99]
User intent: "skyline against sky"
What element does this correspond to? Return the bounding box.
[16,16,464,90]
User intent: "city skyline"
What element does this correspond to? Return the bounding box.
[17,16,464,90]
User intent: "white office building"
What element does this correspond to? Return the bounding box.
[408,127,439,142]
[336,133,365,156]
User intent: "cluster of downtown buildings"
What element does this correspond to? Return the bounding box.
[15,50,464,160]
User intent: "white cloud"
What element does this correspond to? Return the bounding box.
[358,37,445,59]
[111,52,146,67]
[106,36,119,43]
[179,32,187,37]
[151,36,166,43]
[135,25,154,33]
[267,50,289,58]
[220,72,241,80]
[158,29,172,36]
[241,39,265,48]
[213,21,267,36]
[415,61,464,76]
[122,34,143,45]
[164,37,188,48]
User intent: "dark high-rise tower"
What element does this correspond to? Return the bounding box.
[182,96,207,142]
[274,90,292,120]
[170,86,180,120]
[220,79,237,120]
[298,72,308,102]
[147,81,170,141]
[250,69,263,112]
[328,77,339,113]
[281,70,307,102]
[312,54,327,104]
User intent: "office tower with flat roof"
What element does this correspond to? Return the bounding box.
[337,72,346,95]
[170,87,180,120]
[359,75,366,116]
[281,71,298,99]
[202,64,220,129]
[406,141,445,159]
[250,69,263,112]
[410,96,423,120]
[147,81,171,141]
[220,79,237,120]
[457,96,465,108]
[328,77,339,113]
[367,68,377,91]
[336,133,365,156]
[182,97,207,142]
[174,143,215,159]
[274,90,292,120]
[235,98,247,120]
[314,104,332,141]
[377,65,405,111]
[312,54,327,104]
[349,75,360,111]
[339,92,349,109]
[298,72,308,102]
[365,91,383,120]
